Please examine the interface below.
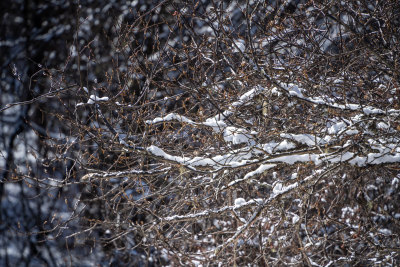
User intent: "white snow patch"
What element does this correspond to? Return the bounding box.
[232,85,264,107]
[224,127,251,144]
[292,214,300,224]
[328,121,347,135]
[273,182,283,194]
[234,198,246,207]
[376,122,389,130]
[147,145,187,163]
[146,113,195,125]
[83,95,109,104]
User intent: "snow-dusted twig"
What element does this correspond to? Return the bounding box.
[81,167,171,180]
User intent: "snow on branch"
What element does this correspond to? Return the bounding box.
[76,94,109,106]
[145,86,267,146]
[231,85,265,107]
[145,113,197,125]
[223,164,277,189]
[81,167,171,180]
[278,83,400,116]
[146,145,257,170]
[144,139,399,171]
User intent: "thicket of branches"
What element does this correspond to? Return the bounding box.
[1,0,400,266]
